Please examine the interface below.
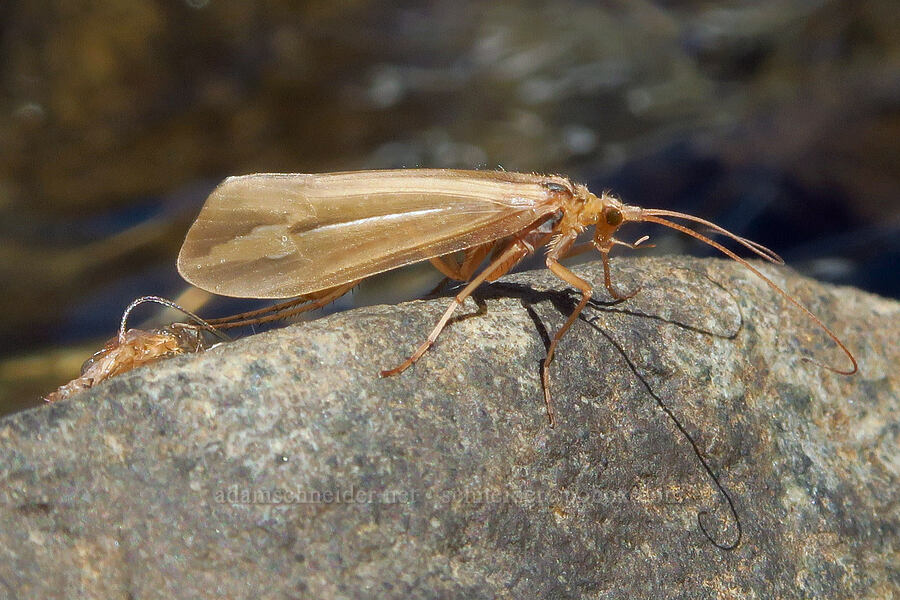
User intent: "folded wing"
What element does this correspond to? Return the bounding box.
[177,169,567,298]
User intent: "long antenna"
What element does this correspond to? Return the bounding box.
[639,214,857,375]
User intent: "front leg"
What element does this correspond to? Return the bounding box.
[600,249,640,301]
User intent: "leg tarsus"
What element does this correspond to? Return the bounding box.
[380,296,462,377]
[541,360,557,428]
[601,250,640,300]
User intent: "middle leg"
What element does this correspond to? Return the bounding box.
[381,239,533,377]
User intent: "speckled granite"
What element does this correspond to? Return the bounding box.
[1,257,897,598]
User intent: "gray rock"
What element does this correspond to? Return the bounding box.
[1,257,897,599]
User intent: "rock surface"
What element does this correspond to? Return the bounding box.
[1,257,897,599]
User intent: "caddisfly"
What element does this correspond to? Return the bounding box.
[176,169,857,424]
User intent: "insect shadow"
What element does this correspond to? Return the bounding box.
[448,267,744,550]
[449,265,742,371]
[578,313,742,550]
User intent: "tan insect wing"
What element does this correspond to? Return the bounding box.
[177,169,568,298]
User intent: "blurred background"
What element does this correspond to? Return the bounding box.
[1,0,898,414]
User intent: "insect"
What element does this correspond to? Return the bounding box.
[177,169,858,426]
[45,296,227,403]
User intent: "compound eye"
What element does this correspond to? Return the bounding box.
[605,207,623,226]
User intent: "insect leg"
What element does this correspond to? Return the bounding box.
[560,241,594,259]
[214,282,358,329]
[563,234,653,262]
[429,255,466,281]
[600,249,640,301]
[482,230,558,282]
[380,241,531,378]
[432,233,547,288]
[206,297,316,325]
[427,244,502,298]
[560,236,651,300]
[543,245,593,427]
[429,241,502,283]
[459,243,495,280]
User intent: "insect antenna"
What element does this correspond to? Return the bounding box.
[638,212,857,375]
[641,209,784,264]
[119,296,229,343]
